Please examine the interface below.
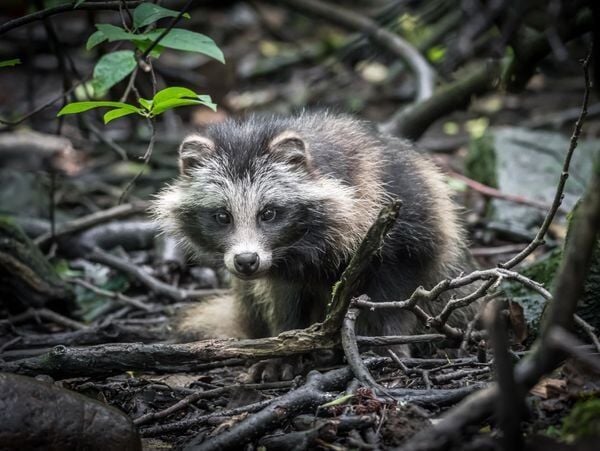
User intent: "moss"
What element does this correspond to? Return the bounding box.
[465,132,497,188]
[522,248,562,288]
[0,216,74,307]
[560,399,600,443]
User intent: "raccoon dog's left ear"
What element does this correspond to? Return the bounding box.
[178,134,215,175]
[268,131,307,166]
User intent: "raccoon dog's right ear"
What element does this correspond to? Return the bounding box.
[178,135,215,175]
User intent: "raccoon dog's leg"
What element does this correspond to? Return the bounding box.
[358,269,423,357]
[175,294,249,341]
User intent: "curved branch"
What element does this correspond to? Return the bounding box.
[380,60,502,140]
[271,0,435,101]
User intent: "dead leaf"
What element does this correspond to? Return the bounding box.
[509,300,528,343]
[530,377,567,399]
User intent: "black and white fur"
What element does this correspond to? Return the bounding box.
[153,112,476,345]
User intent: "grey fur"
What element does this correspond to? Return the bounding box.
[153,112,477,346]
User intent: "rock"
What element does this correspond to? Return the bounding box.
[466,127,600,228]
[0,372,141,451]
[502,226,600,341]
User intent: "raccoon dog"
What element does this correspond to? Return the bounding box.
[154,112,476,346]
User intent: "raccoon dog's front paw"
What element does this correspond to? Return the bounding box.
[241,358,302,383]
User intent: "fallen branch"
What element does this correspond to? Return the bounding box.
[133,380,294,426]
[3,308,87,331]
[0,201,401,377]
[34,202,148,248]
[341,299,386,392]
[322,200,401,334]
[381,60,502,140]
[87,247,225,302]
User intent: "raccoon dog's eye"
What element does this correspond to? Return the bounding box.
[260,208,276,222]
[214,211,232,225]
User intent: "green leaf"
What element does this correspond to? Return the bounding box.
[57,101,140,116]
[0,58,21,68]
[74,0,86,7]
[104,108,139,124]
[92,50,137,92]
[151,98,216,116]
[427,45,446,63]
[133,40,164,58]
[137,98,153,110]
[86,30,108,50]
[133,3,190,29]
[74,80,107,100]
[95,24,137,42]
[320,394,354,408]
[153,86,199,105]
[148,29,224,63]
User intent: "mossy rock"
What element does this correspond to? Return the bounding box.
[0,216,74,310]
[503,233,600,341]
[560,398,600,443]
[466,127,600,229]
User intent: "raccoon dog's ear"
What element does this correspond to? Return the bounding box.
[178,135,215,175]
[268,131,307,166]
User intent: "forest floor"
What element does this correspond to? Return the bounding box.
[1,2,599,450]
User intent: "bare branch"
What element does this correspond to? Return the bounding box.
[0,1,143,36]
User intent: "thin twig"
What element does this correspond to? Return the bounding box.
[118,117,156,203]
[0,1,143,35]
[501,53,592,269]
[574,314,600,353]
[82,117,129,160]
[448,170,560,212]
[140,0,194,60]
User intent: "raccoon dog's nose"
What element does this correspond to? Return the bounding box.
[234,252,260,275]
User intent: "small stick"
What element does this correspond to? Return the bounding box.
[547,327,600,374]
[134,380,294,426]
[87,247,225,302]
[6,308,87,331]
[69,278,152,312]
[341,299,388,393]
[574,314,600,354]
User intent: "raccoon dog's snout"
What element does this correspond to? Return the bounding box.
[234,252,260,275]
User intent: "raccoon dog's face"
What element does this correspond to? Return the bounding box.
[164,127,328,280]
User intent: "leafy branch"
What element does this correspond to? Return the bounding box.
[57,87,216,124]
